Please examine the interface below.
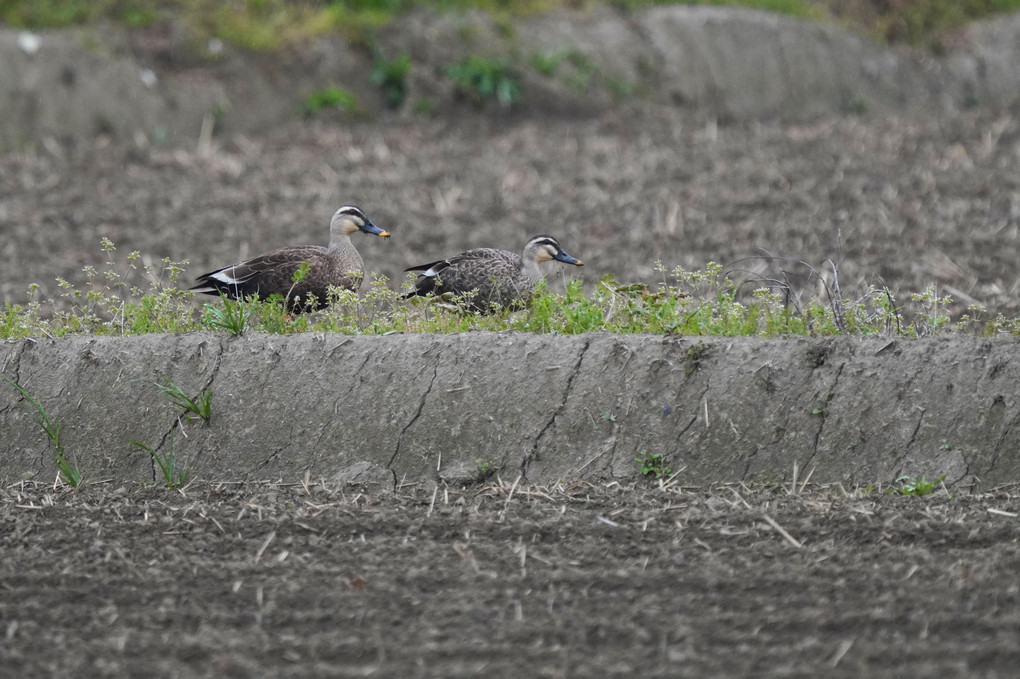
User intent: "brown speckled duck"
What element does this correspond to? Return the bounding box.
[403,234,582,312]
[191,205,389,310]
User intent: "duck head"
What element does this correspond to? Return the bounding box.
[524,235,582,267]
[331,205,390,239]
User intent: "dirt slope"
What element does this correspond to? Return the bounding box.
[4,7,1020,147]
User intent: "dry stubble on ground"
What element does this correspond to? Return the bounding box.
[1,479,1019,677]
[2,108,1019,316]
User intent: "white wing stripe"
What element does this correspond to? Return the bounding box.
[423,261,449,277]
[212,269,244,285]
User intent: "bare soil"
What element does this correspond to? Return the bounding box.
[2,479,1019,677]
[3,108,1019,317]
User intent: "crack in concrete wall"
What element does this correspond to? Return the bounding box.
[531,336,592,470]
[806,358,846,470]
[390,357,442,470]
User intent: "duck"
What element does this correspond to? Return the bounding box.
[403,234,583,312]
[190,205,389,310]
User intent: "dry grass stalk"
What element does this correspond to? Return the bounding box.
[761,513,802,548]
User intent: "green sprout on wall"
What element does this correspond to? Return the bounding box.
[636,451,671,479]
[2,374,81,486]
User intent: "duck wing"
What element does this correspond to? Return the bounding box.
[404,248,520,300]
[191,246,326,301]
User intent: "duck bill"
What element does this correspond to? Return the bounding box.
[362,221,390,238]
[555,251,582,266]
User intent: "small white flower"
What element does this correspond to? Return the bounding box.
[18,31,41,55]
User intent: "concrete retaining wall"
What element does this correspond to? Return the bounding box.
[2,333,1017,489]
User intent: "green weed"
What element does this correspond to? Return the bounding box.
[529,48,607,96]
[301,86,361,117]
[847,96,869,115]
[371,50,412,109]
[412,96,436,115]
[202,294,255,336]
[154,380,212,424]
[636,451,672,479]
[473,458,499,482]
[908,285,953,337]
[847,0,1020,47]
[685,343,711,376]
[270,260,316,313]
[1,374,81,487]
[129,433,190,490]
[446,56,521,107]
[607,77,638,96]
[189,0,340,51]
[562,50,598,94]
[894,474,946,497]
[529,51,566,76]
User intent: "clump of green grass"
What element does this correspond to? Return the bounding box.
[1,374,82,487]
[301,86,362,117]
[529,50,566,76]
[472,458,500,482]
[636,451,672,479]
[153,380,212,424]
[201,294,255,336]
[129,432,190,490]
[128,377,209,489]
[893,474,947,497]
[529,49,602,93]
[371,50,412,109]
[446,55,521,107]
[187,0,342,51]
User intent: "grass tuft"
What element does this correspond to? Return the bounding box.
[154,380,212,424]
[300,86,362,117]
[129,433,190,489]
[371,50,412,109]
[446,56,521,107]
[202,294,254,336]
[894,474,947,497]
[636,451,671,479]
[1,374,82,487]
